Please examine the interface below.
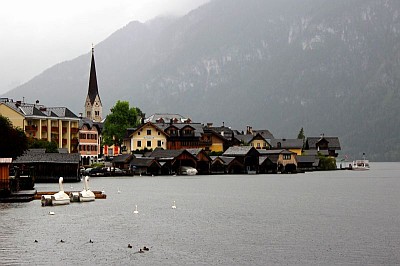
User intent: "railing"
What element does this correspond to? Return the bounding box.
[71,128,79,134]
[25,125,38,132]
[41,126,48,132]
[51,127,59,133]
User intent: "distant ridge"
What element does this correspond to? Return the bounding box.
[3,0,400,161]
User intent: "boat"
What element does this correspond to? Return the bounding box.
[351,153,370,171]
[180,166,198,176]
[78,176,95,202]
[51,177,70,205]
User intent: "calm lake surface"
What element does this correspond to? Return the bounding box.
[1,162,400,265]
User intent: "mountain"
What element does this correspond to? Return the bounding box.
[3,0,400,161]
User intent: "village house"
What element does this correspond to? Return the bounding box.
[0,98,80,153]
[304,136,341,157]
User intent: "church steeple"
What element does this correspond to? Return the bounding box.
[84,46,103,122]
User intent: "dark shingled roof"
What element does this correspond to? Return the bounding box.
[13,150,80,164]
[223,146,257,156]
[306,137,341,150]
[148,149,184,159]
[87,48,101,105]
[258,149,294,155]
[270,139,303,149]
[252,129,274,139]
[112,154,133,163]
[130,157,160,167]
[296,155,317,163]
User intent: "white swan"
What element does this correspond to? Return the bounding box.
[51,177,70,205]
[79,176,95,202]
[134,205,139,214]
[172,201,177,209]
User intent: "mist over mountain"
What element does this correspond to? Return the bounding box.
[3,0,400,161]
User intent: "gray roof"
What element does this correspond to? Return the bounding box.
[235,134,254,144]
[46,107,78,119]
[258,149,294,155]
[130,157,159,167]
[223,146,256,156]
[145,113,188,123]
[155,122,204,137]
[270,139,303,149]
[112,154,133,163]
[252,130,274,139]
[306,137,341,150]
[208,126,235,141]
[13,150,80,164]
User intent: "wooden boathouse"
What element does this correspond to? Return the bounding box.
[13,149,81,182]
[0,158,12,196]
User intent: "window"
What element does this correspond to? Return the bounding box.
[87,111,91,117]
[257,143,260,148]
[283,154,291,160]
[147,140,151,147]
[158,131,160,135]
[277,142,282,148]
[157,140,162,147]
[138,132,141,135]
[147,129,151,135]
[137,141,141,147]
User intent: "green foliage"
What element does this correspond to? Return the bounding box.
[103,101,143,148]
[91,163,105,168]
[0,115,28,159]
[318,154,337,170]
[28,139,59,153]
[209,151,223,156]
[297,127,305,140]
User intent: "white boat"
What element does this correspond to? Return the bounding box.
[351,154,370,171]
[51,177,70,205]
[79,176,95,202]
[180,166,198,176]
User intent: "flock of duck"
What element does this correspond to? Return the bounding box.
[34,239,150,253]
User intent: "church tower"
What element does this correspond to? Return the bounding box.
[84,46,102,122]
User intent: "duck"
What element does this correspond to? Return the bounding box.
[172,201,177,209]
[138,249,144,253]
[133,205,139,214]
[128,244,132,248]
[89,239,93,243]
[34,240,38,243]
[143,246,149,251]
[60,239,65,243]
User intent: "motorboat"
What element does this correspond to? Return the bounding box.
[351,153,370,171]
[180,166,198,176]
[79,176,95,202]
[51,177,70,205]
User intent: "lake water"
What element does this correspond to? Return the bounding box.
[1,162,400,265]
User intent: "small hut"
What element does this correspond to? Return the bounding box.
[0,158,12,195]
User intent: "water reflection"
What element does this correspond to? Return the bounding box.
[1,163,400,265]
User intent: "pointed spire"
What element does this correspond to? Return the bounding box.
[87,46,101,105]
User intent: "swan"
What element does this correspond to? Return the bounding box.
[79,176,95,202]
[134,205,139,214]
[48,211,55,215]
[172,201,177,209]
[117,188,121,194]
[51,177,70,205]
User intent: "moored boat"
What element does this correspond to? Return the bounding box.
[351,153,370,171]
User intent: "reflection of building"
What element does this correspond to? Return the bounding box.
[0,98,80,153]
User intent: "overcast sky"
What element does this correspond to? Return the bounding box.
[0,0,209,95]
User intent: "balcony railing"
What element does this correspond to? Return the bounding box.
[25,125,38,132]
[71,128,79,134]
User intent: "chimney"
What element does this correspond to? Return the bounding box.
[79,113,83,119]
[207,123,213,128]
[246,125,253,135]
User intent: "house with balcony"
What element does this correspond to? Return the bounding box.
[79,118,101,166]
[304,136,341,157]
[0,98,80,153]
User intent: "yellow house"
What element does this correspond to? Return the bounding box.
[0,99,80,153]
[249,133,271,150]
[128,122,168,151]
